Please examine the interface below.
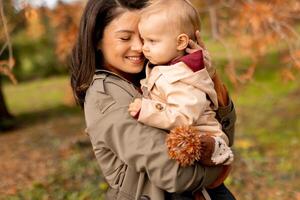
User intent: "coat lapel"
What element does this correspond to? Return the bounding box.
[142,64,162,91]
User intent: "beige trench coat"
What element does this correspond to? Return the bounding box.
[138,62,228,143]
[84,70,236,200]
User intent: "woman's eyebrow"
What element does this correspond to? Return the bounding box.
[115,30,134,34]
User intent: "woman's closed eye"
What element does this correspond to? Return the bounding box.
[120,36,131,41]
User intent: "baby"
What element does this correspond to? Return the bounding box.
[129,0,233,164]
[128,0,233,198]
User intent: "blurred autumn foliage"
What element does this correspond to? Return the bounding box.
[1,0,300,83]
[0,0,300,123]
[23,1,83,63]
[0,0,83,126]
[23,2,83,107]
[191,0,300,85]
[1,1,300,198]
[0,0,16,128]
[0,0,16,84]
[47,2,83,62]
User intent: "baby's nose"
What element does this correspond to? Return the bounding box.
[142,45,149,52]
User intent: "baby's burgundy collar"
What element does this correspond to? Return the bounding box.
[169,50,204,72]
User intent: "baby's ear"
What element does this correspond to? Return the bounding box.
[176,34,189,51]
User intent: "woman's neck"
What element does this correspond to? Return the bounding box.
[102,66,141,86]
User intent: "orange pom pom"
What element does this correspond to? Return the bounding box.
[166,126,202,167]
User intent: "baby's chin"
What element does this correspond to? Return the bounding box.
[147,59,163,65]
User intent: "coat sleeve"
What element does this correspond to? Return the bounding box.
[138,77,208,130]
[216,99,236,147]
[85,79,222,193]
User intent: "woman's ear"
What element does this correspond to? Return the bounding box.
[176,34,189,51]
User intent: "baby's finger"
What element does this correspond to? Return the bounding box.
[134,98,142,103]
[128,104,137,111]
[130,111,137,117]
[128,106,133,112]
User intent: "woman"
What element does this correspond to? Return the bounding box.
[70,0,236,199]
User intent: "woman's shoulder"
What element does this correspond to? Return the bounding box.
[86,71,140,106]
[84,71,140,126]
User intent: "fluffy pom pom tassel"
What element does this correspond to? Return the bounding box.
[166,126,201,167]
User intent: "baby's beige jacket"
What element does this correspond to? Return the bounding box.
[138,62,228,143]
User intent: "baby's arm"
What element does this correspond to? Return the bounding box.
[135,79,208,130]
[167,126,233,167]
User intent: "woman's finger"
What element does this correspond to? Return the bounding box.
[185,48,192,54]
[195,30,206,49]
[188,39,201,49]
[185,48,199,54]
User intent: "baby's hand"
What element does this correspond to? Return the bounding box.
[128,98,142,117]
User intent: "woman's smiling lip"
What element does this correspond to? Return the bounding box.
[126,55,144,64]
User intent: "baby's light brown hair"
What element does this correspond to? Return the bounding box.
[140,0,200,40]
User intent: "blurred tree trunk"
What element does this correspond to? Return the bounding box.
[0,76,14,131]
[209,3,219,40]
[207,2,219,40]
[0,0,16,131]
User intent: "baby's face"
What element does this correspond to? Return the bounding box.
[138,14,182,65]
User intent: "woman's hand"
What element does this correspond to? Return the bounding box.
[186,30,215,78]
[186,30,229,106]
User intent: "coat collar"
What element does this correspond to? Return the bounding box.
[143,64,161,90]
[94,69,133,85]
[93,69,140,97]
[143,50,205,90]
[143,62,218,109]
[143,62,195,91]
[169,50,204,72]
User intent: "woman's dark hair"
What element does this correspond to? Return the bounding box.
[70,0,148,107]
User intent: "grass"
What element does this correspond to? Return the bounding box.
[3,76,71,115]
[1,76,106,200]
[225,53,300,199]
[3,149,106,200]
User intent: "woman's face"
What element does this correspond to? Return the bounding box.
[99,10,145,77]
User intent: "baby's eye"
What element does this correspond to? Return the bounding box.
[149,39,156,43]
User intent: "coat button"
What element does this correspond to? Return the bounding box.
[140,195,150,200]
[155,103,164,111]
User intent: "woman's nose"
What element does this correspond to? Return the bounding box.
[131,37,143,52]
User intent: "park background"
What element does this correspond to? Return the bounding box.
[0,0,299,199]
